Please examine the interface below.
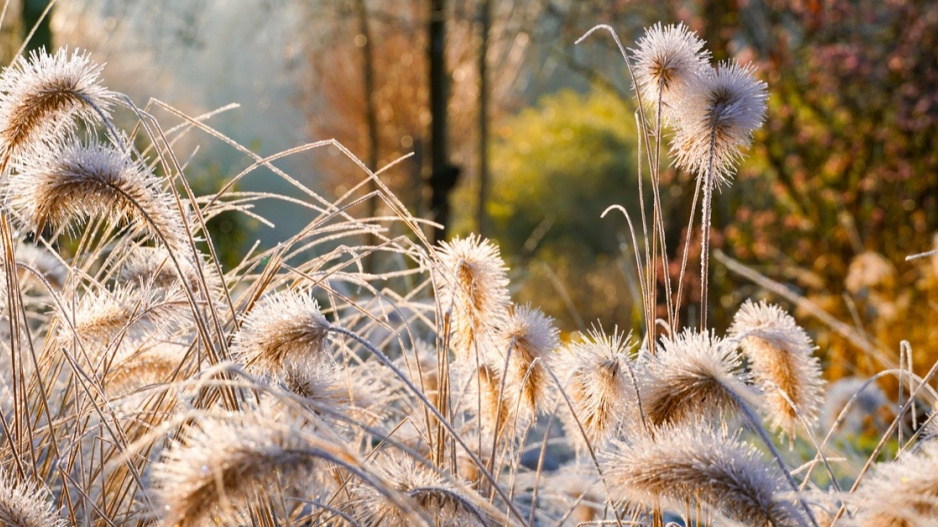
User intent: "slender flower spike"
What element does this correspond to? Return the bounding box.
[604,425,802,527]
[7,137,185,247]
[0,48,113,169]
[644,328,752,428]
[729,300,825,438]
[436,234,510,361]
[631,22,710,119]
[671,61,768,186]
[232,290,331,377]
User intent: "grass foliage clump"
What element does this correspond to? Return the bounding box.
[0,19,930,527]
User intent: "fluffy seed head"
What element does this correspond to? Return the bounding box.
[119,245,210,293]
[0,472,65,527]
[631,22,710,116]
[604,425,802,526]
[7,137,185,247]
[499,304,559,417]
[644,328,751,428]
[232,290,331,377]
[348,454,487,526]
[670,61,767,185]
[730,300,825,438]
[0,48,114,165]
[62,285,188,346]
[152,414,326,526]
[106,341,188,399]
[854,441,938,526]
[820,377,890,438]
[558,328,643,448]
[436,234,510,360]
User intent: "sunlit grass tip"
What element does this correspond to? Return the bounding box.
[6,136,185,247]
[348,453,489,526]
[558,326,644,447]
[499,303,559,418]
[151,413,328,526]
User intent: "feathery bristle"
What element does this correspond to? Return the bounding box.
[0,472,65,527]
[854,441,938,526]
[730,300,825,437]
[436,234,510,361]
[152,414,325,526]
[558,327,643,448]
[631,22,710,118]
[349,454,487,526]
[644,328,751,428]
[232,290,331,377]
[7,137,185,246]
[0,48,114,166]
[604,425,802,526]
[499,304,559,418]
[670,60,767,185]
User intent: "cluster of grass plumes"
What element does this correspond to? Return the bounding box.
[0,23,930,527]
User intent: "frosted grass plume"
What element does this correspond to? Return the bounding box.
[853,441,938,526]
[436,234,510,361]
[152,414,331,526]
[232,290,331,377]
[604,424,803,526]
[631,22,710,121]
[348,454,489,526]
[644,328,752,428]
[0,471,65,527]
[730,300,824,438]
[558,327,643,447]
[671,60,768,185]
[499,304,559,418]
[105,341,189,399]
[7,136,185,248]
[62,285,188,346]
[0,48,114,171]
[119,245,210,294]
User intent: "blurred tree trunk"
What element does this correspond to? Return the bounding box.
[22,0,53,53]
[477,0,491,236]
[354,0,380,267]
[428,0,458,243]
